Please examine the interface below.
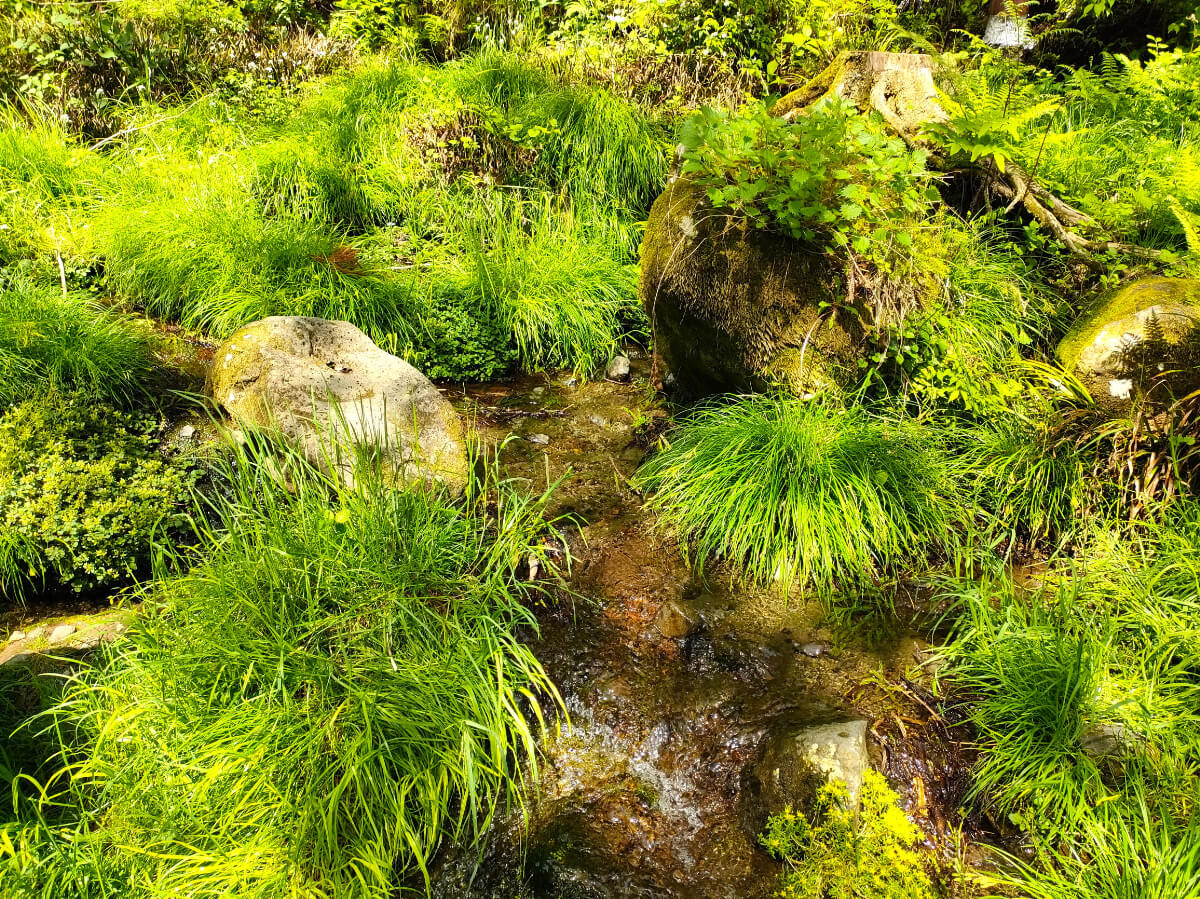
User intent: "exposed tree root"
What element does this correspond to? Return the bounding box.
[775,50,1166,266]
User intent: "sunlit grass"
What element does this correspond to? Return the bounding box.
[636,395,957,593]
[3,440,565,896]
[0,276,159,404]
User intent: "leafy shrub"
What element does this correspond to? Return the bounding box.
[0,393,193,600]
[0,0,344,135]
[635,395,955,593]
[11,441,563,895]
[404,290,520,382]
[679,97,936,268]
[0,278,159,404]
[760,769,935,899]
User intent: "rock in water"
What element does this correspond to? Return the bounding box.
[1057,277,1200,414]
[207,316,468,492]
[640,176,861,399]
[606,354,632,382]
[747,718,871,823]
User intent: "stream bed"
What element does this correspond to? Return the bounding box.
[432,353,982,898]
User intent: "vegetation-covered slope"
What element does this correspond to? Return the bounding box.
[3,0,1200,896]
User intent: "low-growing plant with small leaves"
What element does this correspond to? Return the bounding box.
[760,769,935,899]
[0,392,194,601]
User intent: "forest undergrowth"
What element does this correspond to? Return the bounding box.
[3,0,1200,896]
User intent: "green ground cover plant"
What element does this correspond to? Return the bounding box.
[679,97,935,268]
[635,395,956,593]
[1,440,565,896]
[760,769,936,899]
[937,499,1200,889]
[0,392,193,602]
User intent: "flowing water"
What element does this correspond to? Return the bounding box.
[432,353,981,898]
[2,345,982,896]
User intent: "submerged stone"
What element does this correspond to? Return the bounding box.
[606,355,632,382]
[654,598,699,639]
[1057,277,1200,414]
[207,316,468,492]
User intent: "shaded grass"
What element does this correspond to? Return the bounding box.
[635,395,957,594]
[2,440,565,896]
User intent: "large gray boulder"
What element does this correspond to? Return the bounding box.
[207,316,468,492]
[1057,277,1200,414]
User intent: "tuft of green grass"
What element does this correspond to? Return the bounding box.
[953,415,1098,547]
[0,277,159,404]
[460,198,640,376]
[938,580,1119,838]
[1004,784,1200,899]
[0,107,102,267]
[451,50,670,248]
[96,194,421,341]
[635,395,956,593]
[5,439,563,895]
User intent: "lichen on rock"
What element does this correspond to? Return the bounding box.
[207,316,468,492]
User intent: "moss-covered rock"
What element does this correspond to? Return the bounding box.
[1057,277,1200,413]
[639,176,861,399]
[207,316,468,492]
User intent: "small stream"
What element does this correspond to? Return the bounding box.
[2,347,982,896]
[432,353,980,898]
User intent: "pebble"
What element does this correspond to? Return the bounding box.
[606,355,632,381]
[8,630,25,643]
[178,424,197,440]
[800,642,825,658]
[531,387,545,397]
[26,626,44,641]
[49,624,77,643]
[562,377,578,388]
[528,433,551,445]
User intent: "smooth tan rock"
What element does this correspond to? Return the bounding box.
[1057,277,1200,413]
[207,317,468,492]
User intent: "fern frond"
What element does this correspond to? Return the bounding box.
[1168,196,1200,256]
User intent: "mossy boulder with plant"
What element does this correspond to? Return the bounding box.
[640,174,854,398]
[0,393,194,602]
[639,96,940,399]
[1057,276,1200,413]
